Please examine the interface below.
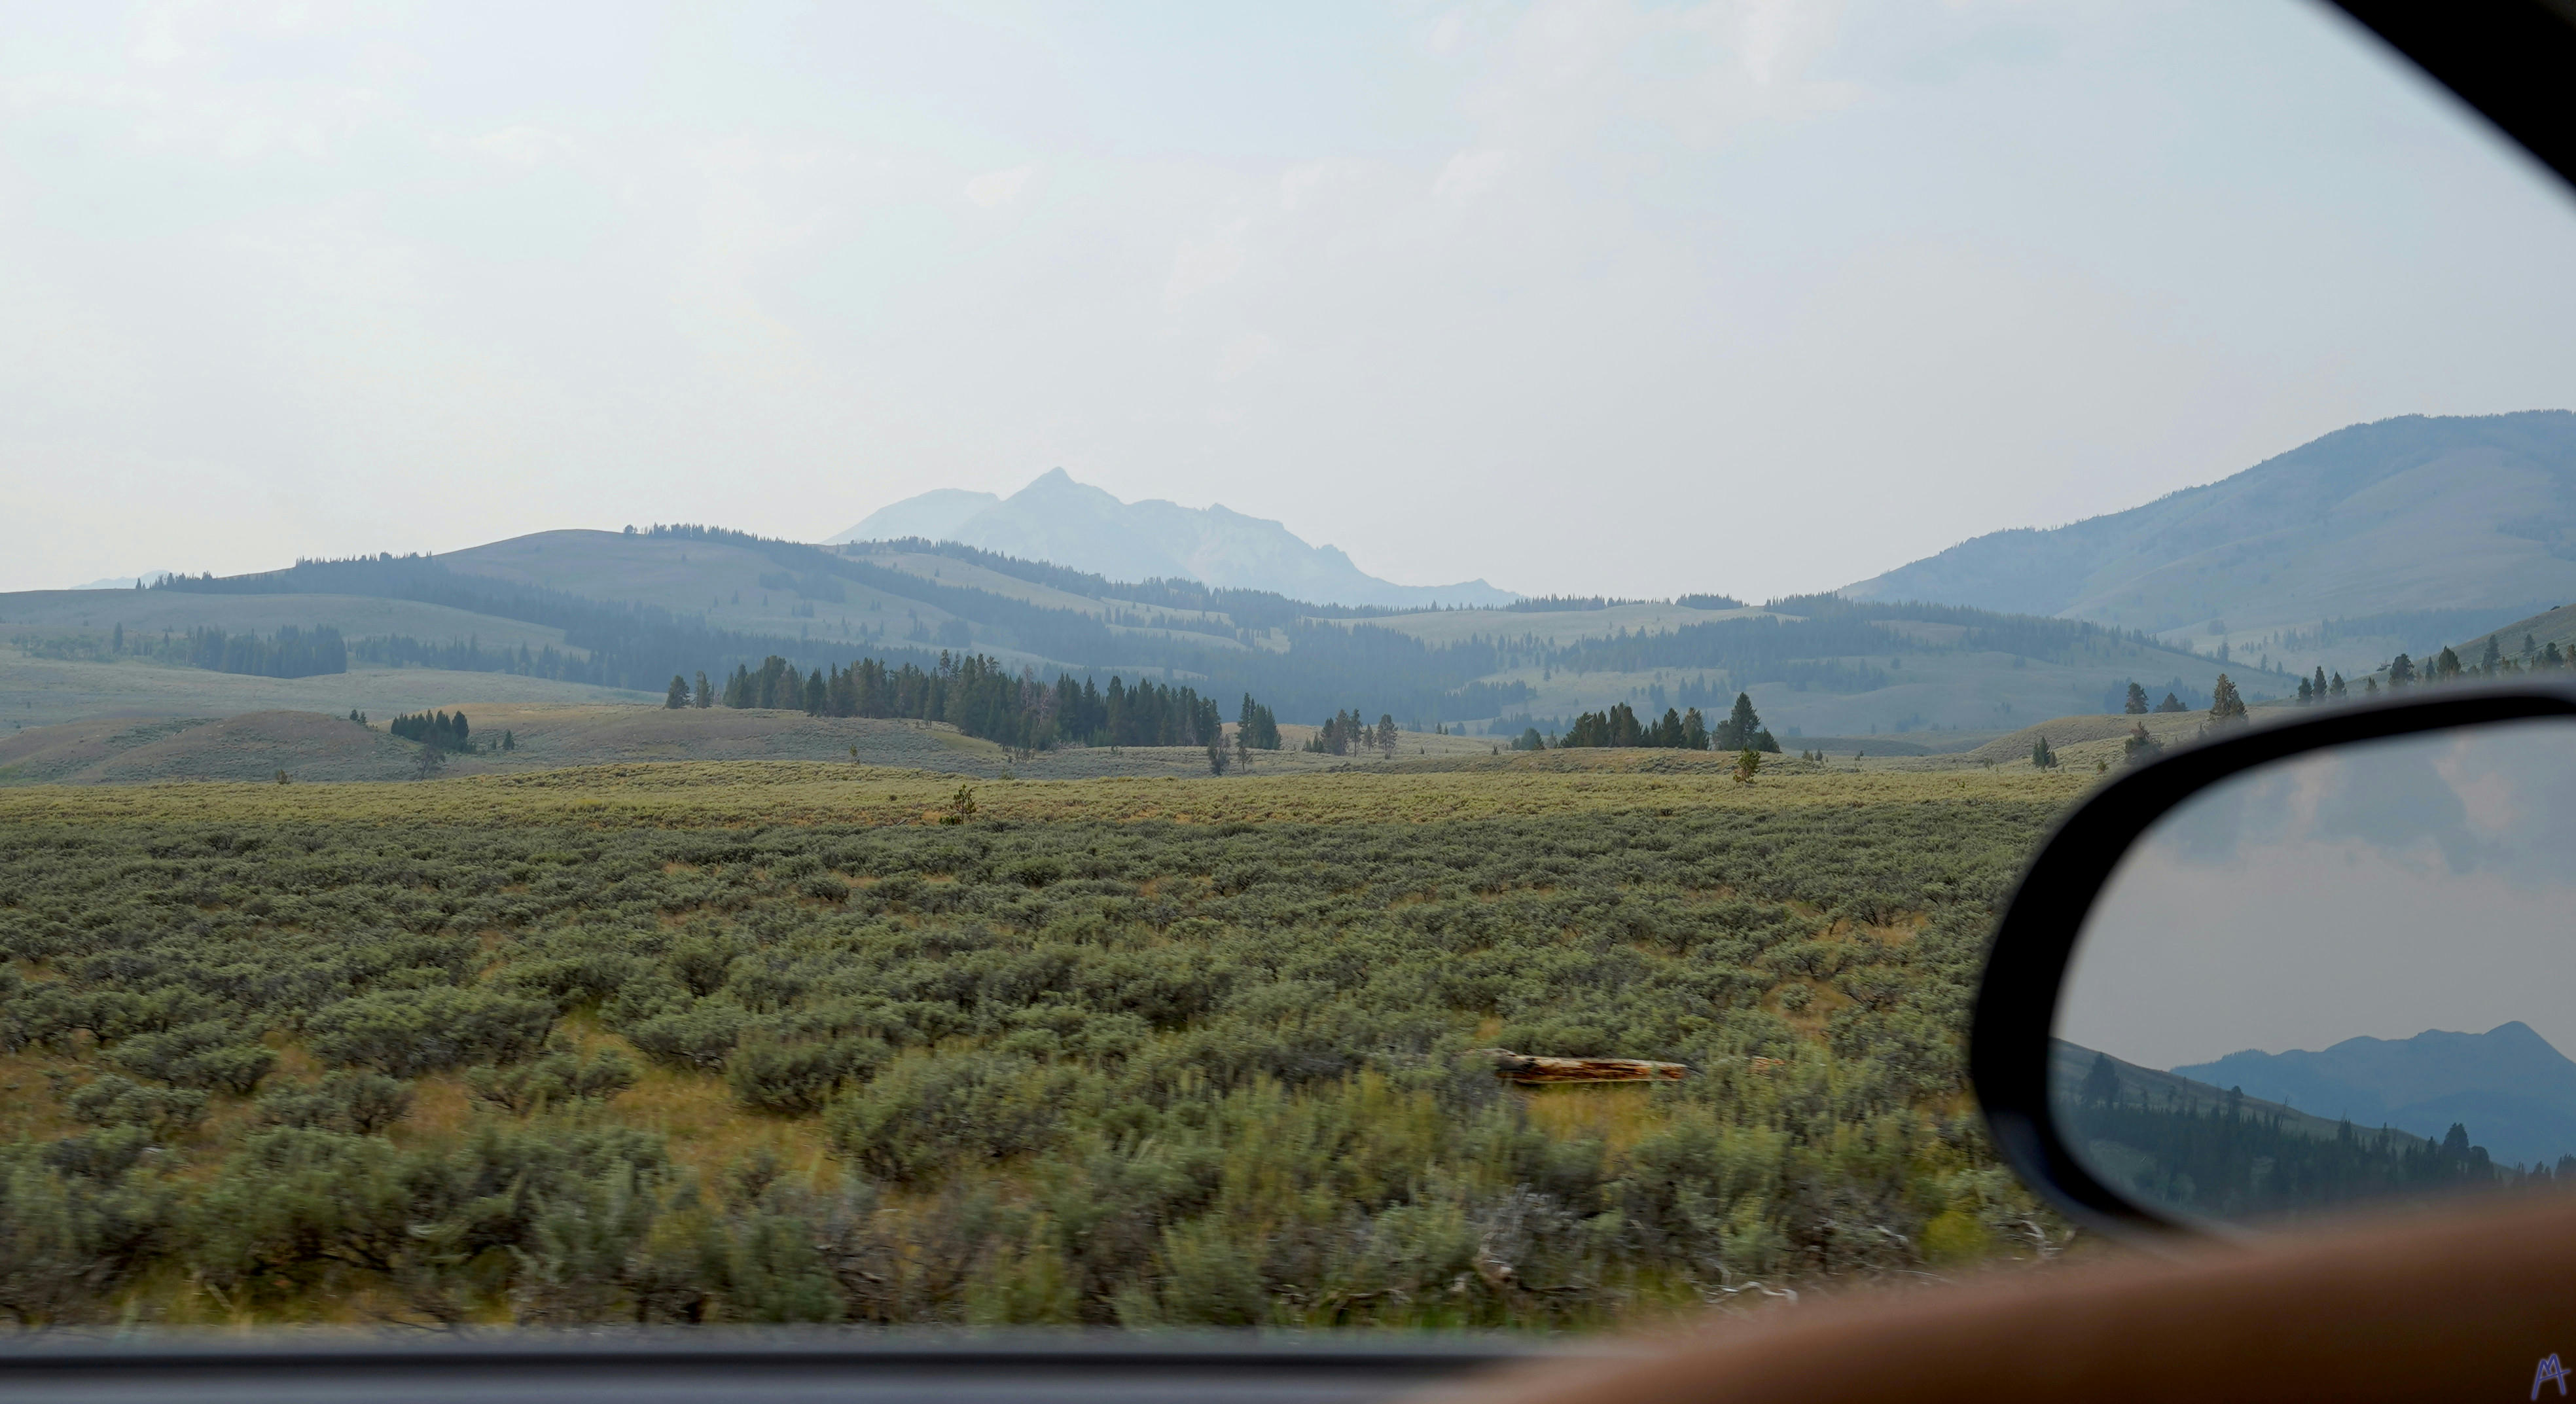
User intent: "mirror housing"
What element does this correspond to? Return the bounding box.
[1970,685,2576,1238]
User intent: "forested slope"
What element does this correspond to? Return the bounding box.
[41,528,2277,746]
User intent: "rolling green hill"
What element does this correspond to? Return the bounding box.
[1846,412,2576,677]
[9,525,2296,748]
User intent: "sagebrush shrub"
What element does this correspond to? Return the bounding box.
[62,1074,208,1139]
[307,988,554,1077]
[725,1035,884,1115]
[253,1070,414,1135]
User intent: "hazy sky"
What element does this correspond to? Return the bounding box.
[9,1,2576,599]
[2059,721,2576,1070]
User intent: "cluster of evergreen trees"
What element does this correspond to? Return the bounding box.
[1236,696,1281,750]
[676,651,1246,754]
[173,624,346,679]
[2384,634,2568,691]
[2201,631,2576,713]
[1557,693,1779,753]
[1561,702,1700,749]
[388,710,474,752]
[2069,1053,2547,1219]
[2291,666,2348,705]
[1304,710,1398,756]
[2120,681,2194,714]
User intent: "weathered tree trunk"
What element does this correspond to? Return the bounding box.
[1469,1048,1691,1084]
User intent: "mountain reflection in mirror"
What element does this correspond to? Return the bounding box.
[2051,719,2576,1227]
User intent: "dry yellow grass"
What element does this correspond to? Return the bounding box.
[0,753,2098,831]
[1517,1083,1680,1155]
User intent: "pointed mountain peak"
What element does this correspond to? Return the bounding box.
[827,471,1519,607]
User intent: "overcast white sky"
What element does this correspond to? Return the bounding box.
[7,1,2576,598]
[2060,721,2576,1070]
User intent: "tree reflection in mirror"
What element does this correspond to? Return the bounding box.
[2052,719,2576,1228]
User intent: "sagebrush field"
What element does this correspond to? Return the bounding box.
[0,760,2092,1327]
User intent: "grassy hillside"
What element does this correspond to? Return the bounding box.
[75,526,2294,749]
[1353,601,1762,647]
[0,653,656,732]
[442,531,978,655]
[1846,412,2576,675]
[0,590,576,655]
[0,761,2084,1327]
[1423,596,2299,740]
[0,711,420,785]
[2454,602,2576,668]
[0,706,1544,788]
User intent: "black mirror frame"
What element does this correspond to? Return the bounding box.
[1969,684,2576,1237]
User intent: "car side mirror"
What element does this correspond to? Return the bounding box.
[1971,687,2576,1237]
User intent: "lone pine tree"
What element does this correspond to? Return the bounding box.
[2208,674,2247,726]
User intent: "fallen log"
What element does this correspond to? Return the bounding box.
[1469,1048,1691,1085]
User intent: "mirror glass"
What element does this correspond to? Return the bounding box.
[2052,719,2576,1228]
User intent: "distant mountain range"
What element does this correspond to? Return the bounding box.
[32,412,2576,746]
[2176,1022,2576,1169]
[1845,412,2576,674]
[66,571,172,591]
[829,469,1518,609]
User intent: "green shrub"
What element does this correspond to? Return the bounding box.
[107,1020,277,1094]
[63,1074,208,1139]
[725,1036,884,1115]
[625,1002,753,1071]
[827,1052,1077,1183]
[306,987,554,1077]
[465,1049,639,1115]
[495,954,648,1014]
[253,1071,414,1135]
[0,1144,166,1325]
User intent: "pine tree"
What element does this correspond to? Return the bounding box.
[2208,674,2247,726]
[1715,693,1762,750]
[2436,646,2463,681]
[2312,666,2327,701]
[2297,677,2312,705]
[666,675,690,709]
[2481,636,2502,672]
[2081,1051,2122,1107]
[1378,713,1399,759]
[2123,721,2161,765]
[2329,672,2346,698]
[2156,692,2185,713]
[2388,653,2415,688]
[2124,681,2149,715]
[2031,736,2057,769]
[694,671,712,708]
